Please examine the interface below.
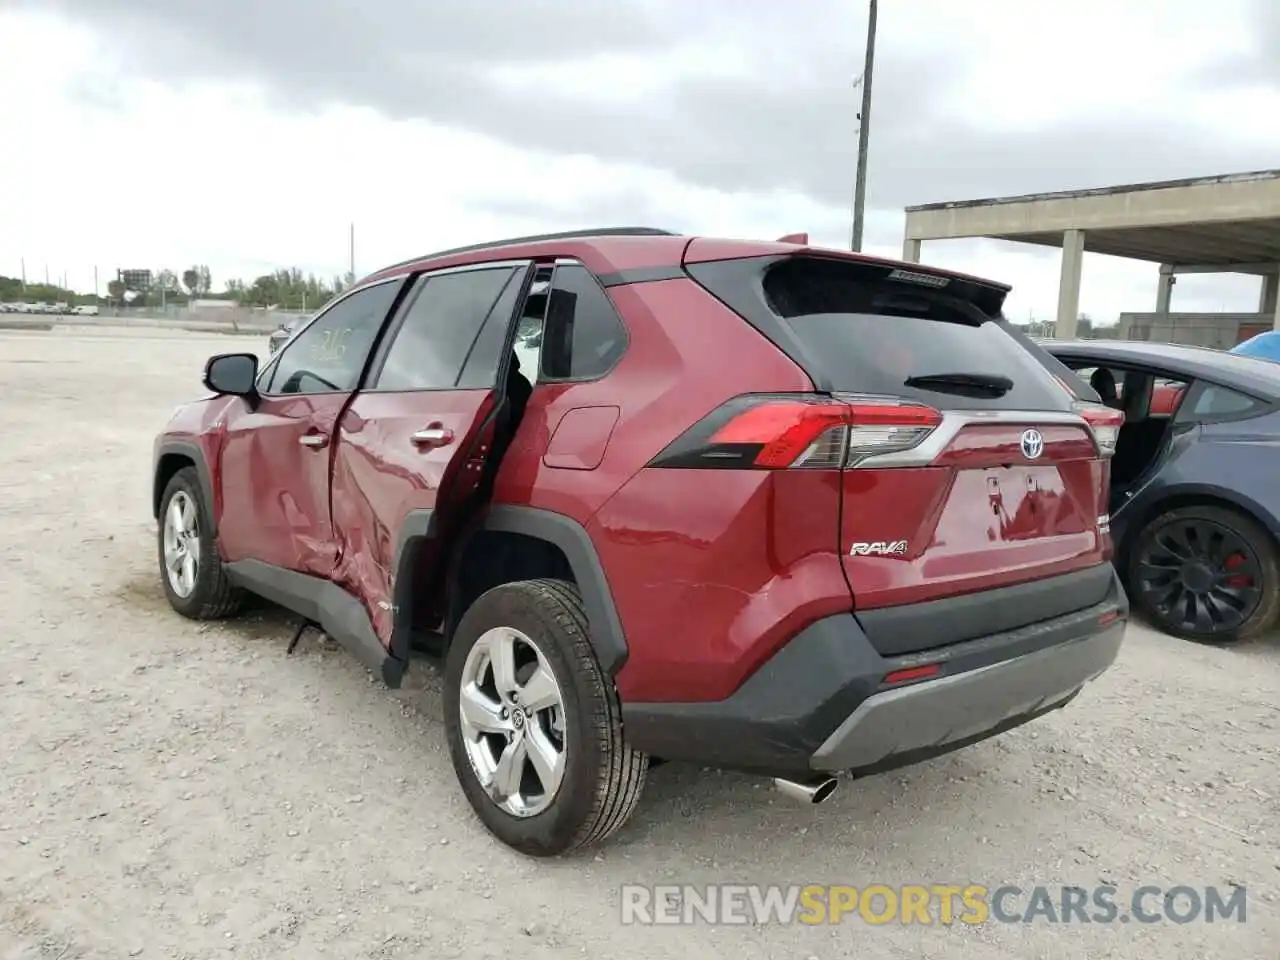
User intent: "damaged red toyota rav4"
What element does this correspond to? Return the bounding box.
[151,228,1129,856]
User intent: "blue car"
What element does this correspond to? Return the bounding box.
[1043,339,1280,644]
[1231,330,1280,363]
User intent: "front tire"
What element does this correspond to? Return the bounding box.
[157,467,244,620]
[443,579,647,856]
[1127,504,1280,644]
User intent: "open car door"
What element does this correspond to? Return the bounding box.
[328,262,534,654]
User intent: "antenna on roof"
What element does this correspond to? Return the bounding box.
[776,233,809,244]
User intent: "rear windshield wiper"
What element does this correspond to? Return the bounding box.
[903,371,1014,398]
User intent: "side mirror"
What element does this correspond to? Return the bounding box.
[203,352,259,399]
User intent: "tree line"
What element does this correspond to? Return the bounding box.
[1,269,1125,332]
[1019,313,1120,339]
[1,265,356,312]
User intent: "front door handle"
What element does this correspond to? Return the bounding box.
[299,433,328,449]
[410,425,454,448]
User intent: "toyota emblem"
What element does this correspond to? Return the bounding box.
[1020,428,1045,460]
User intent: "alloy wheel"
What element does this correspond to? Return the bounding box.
[1134,517,1262,635]
[162,490,201,598]
[457,626,567,817]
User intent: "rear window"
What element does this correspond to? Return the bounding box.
[759,257,1075,411]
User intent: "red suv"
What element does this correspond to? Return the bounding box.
[152,228,1128,856]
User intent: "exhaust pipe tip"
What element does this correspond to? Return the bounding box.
[773,775,839,805]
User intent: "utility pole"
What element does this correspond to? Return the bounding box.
[20,257,26,291]
[94,266,99,300]
[850,0,878,252]
[349,222,355,282]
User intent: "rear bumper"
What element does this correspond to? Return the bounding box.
[810,623,1120,771]
[621,567,1127,776]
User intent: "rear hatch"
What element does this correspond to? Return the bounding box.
[685,247,1122,656]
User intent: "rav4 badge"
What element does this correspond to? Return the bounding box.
[849,540,909,557]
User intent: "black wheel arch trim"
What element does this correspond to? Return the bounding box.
[389,508,439,666]
[480,506,628,676]
[1119,482,1280,564]
[154,440,217,533]
[433,505,629,676]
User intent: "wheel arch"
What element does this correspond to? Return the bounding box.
[154,441,217,533]
[479,507,628,676]
[394,506,629,677]
[1118,483,1280,572]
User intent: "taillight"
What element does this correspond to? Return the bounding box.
[839,398,942,466]
[1074,402,1124,457]
[647,394,942,470]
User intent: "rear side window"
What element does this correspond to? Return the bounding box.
[539,264,628,381]
[1187,383,1265,419]
[759,258,1074,411]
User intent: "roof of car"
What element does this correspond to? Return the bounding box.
[360,226,1011,292]
[1044,338,1280,399]
[1231,329,1280,361]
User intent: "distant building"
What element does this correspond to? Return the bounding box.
[117,268,153,291]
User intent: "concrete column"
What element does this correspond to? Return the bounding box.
[1055,229,1085,339]
[1259,272,1278,318]
[901,238,921,263]
[1155,263,1175,315]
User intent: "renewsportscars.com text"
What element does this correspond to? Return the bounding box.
[620,883,1248,926]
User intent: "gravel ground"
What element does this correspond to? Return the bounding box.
[1,327,1277,960]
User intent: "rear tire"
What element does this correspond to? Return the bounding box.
[443,579,648,856]
[157,467,244,620]
[1127,504,1280,644]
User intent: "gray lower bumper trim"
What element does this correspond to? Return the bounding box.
[810,624,1124,772]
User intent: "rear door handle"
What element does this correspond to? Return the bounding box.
[410,425,454,448]
[299,433,328,449]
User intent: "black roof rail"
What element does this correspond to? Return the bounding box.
[375,226,680,274]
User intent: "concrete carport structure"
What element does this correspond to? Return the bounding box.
[900,169,1280,342]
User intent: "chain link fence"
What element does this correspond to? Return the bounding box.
[96,303,309,331]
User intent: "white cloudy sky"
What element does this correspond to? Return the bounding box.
[1,0,1278,322]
